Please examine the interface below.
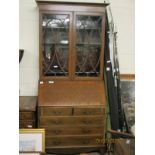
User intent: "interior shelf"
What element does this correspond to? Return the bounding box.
[43,26,69,29]
[76,43,101,46]
[43,43,101,46]
[43,26,101,31]
[43,43,69,45]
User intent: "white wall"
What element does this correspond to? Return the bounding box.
[19,0,39,96]
[109,0,135,74]
[19,0,135,96]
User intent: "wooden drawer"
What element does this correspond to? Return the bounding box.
[44,125,104,136]
[39,116,104,126]
[19,112,34,120]
[40,107,72,116]
[74,107,105,115]
[46,135,104,148]
[19,120,35,128]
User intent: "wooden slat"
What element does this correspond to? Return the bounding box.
[46,134,104,148]
[44,125,104,136]
[40,107,72,116]
[19,112,34,120]
[74,107,105,115]
[39,115,105,126]
[120,74,135,80]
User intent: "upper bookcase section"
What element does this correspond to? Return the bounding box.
[36,1,109,81]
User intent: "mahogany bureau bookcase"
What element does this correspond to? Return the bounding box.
[36,1,108,154]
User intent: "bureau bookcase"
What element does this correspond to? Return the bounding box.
[36,1,108,154]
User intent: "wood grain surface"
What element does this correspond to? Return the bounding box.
[38,81,106,106]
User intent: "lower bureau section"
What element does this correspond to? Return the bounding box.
[38,106,106,152]
[46,135,104,148]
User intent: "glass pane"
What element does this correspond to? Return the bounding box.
[76,15,102,77]
[42,14,69,76]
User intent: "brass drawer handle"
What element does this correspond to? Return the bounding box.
[82,120,92,124]
[82,140,90,145]
[53,130,61,134]
[53,141,61,146]
[83,111,92,115]
[51,120,62,125]
[53,111,61,115]
[82,129,91,134]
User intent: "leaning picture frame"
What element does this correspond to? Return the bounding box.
[19,129,45,153]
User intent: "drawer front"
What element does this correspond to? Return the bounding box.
[74,107,105,115]
[46,135,104,148]
[44,125,104,136]
[40,107,72,116]
[39,116,104,126]
[19,112,34,120]
[19,120,35,128]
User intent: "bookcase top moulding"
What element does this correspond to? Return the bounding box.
[36,0,109,5]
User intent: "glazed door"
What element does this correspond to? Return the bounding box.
[40,12,72,79]
[40,11,105,80]
[74,12,105,80]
